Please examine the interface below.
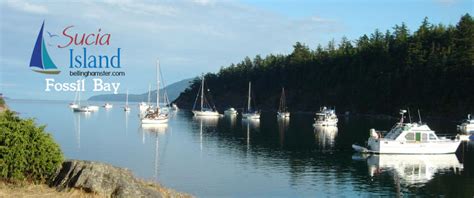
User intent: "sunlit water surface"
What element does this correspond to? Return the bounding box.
[7,100,474,197]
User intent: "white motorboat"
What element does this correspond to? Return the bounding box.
[224,107,238,116]
[172,103,179,111]
[88,105,99,112]
[313,106,338,126]
[277,87,290,119]
[352,110,462,154]
[242,82,260,120]
[457,114,474,133]
[192,75,220,117]
[103,103,113,109]
[141,59,169,125]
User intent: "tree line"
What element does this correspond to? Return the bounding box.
[174,14,473,118]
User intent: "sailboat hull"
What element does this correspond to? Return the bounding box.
[277,112,290,118]
[193,110,220,117]
[242,113,260,119]
[141,118,169,124]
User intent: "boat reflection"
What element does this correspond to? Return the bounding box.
[242,119,260,150]
[277,118,289,147]
[193,116,220,152]
[224,115,237,128]
[313,126,338,148]
[360,154,463,186]
[193,116,219,126]
[140,124,168,133]
[71,112,92,149]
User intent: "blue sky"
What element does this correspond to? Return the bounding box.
[0,0,472,100]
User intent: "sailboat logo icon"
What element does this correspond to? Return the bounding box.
[29,21,60,74]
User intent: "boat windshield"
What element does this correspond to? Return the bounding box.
[384,126,403,140]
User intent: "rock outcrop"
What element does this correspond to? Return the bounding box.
[49,160,190,198]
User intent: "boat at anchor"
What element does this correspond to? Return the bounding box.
[141,59,169,125]
[352,110,462,154]
[192,75,220,117]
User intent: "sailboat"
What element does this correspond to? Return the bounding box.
[242,82,260,120]
[277,87,290,118]
[123,89,130,112]
[30,21,60,74]
[192,75,220,116]
[69,89,79,108]
[72,91,92,112]
[141,59,169,125]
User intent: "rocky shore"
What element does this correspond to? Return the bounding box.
[49,160,191,198]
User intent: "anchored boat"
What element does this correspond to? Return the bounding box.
[352,110,462,154]
[224,107,238,116]
[313,106,338,126]
[457,114,474,133]
[242,82,260,120]
[141,59,169,125]
[192,75,220,117]
[277,87,290,119]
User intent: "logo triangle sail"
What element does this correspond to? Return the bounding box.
[29,21,60,74]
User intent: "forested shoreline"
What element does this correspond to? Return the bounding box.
[174,14,473,118]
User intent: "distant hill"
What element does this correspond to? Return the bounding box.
[88,78,194,102]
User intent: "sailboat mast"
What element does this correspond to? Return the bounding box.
[156,60,160,108]
[201,75,204,111]
[125,89,129,106]
[247,82,251,112]
[280,87,285,112]
[78,90,81,106]
[147,84,151,105]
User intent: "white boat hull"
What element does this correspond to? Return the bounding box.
[141,118,168,124]
[277,112,290,118]
[193,110,220,117]
[104,104,113,109]
[69,104,79,108]
[73,106,92,112]
[242,113,260,119]
[353,140,461,154]
[224,111,238,116]
[458,124,474,132]
[88,106,99,111]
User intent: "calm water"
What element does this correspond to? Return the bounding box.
[7,99,474,197]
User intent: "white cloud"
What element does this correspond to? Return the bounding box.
[192,0,214,6]
[102,0,179,16]
[4,0,48,14]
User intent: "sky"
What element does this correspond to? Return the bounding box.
[0,0,472,100]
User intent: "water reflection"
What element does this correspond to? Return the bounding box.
[193,116,219,152]
[358,154,464,187]
[71,112,92,149]
[242,119,260,150]
[277,118,289,147]
[124,110,129,135]
[313,126,338,149]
